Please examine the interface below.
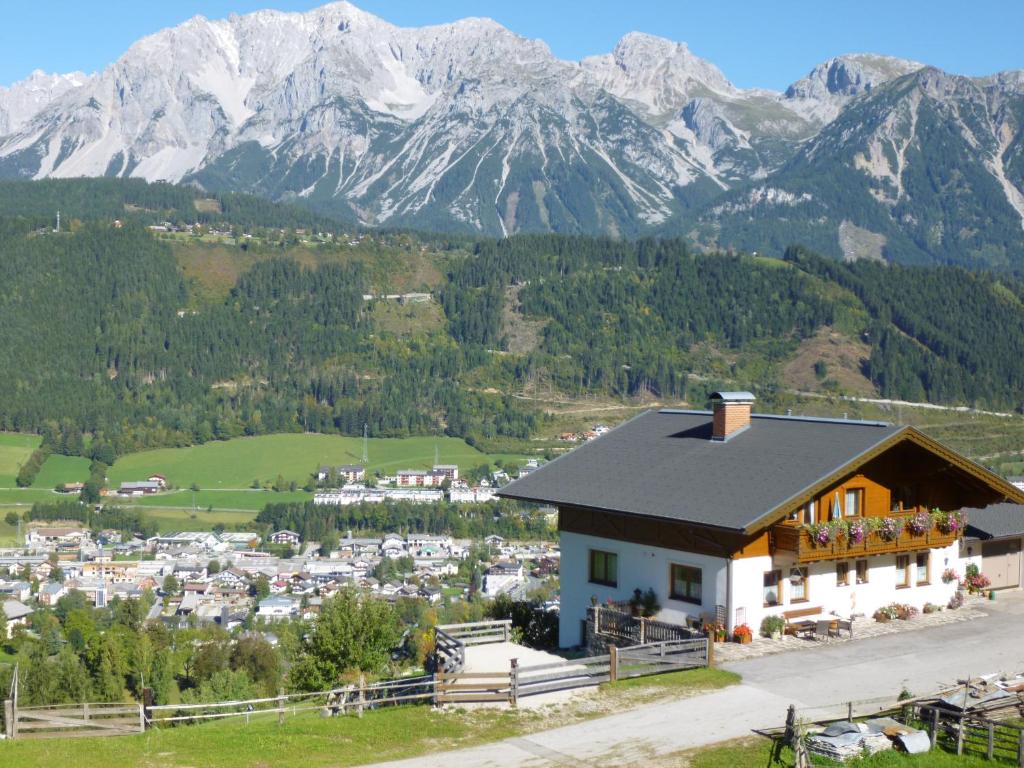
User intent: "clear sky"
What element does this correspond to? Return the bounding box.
[1,1,1021,90]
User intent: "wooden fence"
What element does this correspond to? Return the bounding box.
[592,605,703,645]
[433,620,511,673]
[910,702,1024,765]
[5,701,143,740]
[1,626,709,739]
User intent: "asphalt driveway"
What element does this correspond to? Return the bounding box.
[370,593,1024,767]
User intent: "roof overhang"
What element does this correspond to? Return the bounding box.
[744,426,1024,535]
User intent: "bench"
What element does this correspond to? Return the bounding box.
[781,606,822,636]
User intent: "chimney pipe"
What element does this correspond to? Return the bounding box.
[709,391,755,441]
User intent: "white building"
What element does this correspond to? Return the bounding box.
[483,561,525,596]
[499,392,1024,647]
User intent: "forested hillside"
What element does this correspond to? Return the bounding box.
[4,180,1024,463]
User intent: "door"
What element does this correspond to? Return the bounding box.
[982,538,1022,589]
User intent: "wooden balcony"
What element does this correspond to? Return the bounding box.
[771,511,961,563]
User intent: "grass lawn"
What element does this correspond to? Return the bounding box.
[107,433,529,489]
[31,453,91,488]
[0,432,41,486]
[127,506,260,533]
[121,488,312,512]
[0,507,20,545]
[0,705,529,768]
[0,488,65,506]
[0,667,739,768]
[689,736,999,767]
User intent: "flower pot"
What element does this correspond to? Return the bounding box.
[875,613,890,623]
[734,634,752,644]
[770,631,782,641]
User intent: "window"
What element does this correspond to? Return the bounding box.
[855,560,869,584]
[588,550,617,587]
[763,570,781,606]
[844,488,863,517]
[836,562,850,587]
[916,553,929,585]
[802,500,816,525]
[789,567,808,602]
[670,564,702,604]
[896,555,910,588]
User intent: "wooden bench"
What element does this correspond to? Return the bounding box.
[781,606,822,636]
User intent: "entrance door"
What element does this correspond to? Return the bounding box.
[982,538,1022,589]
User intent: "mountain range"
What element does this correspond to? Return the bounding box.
[1,1,1022,266]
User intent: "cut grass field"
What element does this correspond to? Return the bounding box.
[116,488,311,512]
[0,432,41,486]
[106,433,528,489]
[0,667,738,768]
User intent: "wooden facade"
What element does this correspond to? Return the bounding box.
[562,433,1018,565]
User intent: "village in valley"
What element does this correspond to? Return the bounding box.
[1,452,566,642]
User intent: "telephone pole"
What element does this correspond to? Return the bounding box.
[362,423,368,464]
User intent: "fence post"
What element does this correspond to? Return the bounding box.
[639,617,646,645]
[595,605,601,636]
[609,645,618,683]
[4,699,13,740]
[357,674,365,719]
[930,707,939,748]
[142,687,153,731]
[988,721,995,759]
[83,702,90,721]
[510,658,518,708]
[1016,725,1023,767]
[278,688,285,725]
[957,714,965,756]
[706,634,714,668]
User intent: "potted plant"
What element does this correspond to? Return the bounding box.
[932,508,965,535]
[847,518,866,545]
[905,511,931,537]
[760,614,785,640]
[878,517,903,541]
[732,623,753,644]
[640,588,661,618]
[940,567,959,584]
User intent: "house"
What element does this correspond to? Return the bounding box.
[2,599,32,639]
[38,582,67,606]
[257,596,299,621]
[396,470,445,487]
[25,524,90,549]
[218,532,262,551]
[961,503,1024,589]
[432,464,459,482]
[338,465,365,483]
[269,530,302,547]
[499,392,1024,648]
[118,481,162,495]
[483,561,525,596]
[147,474,168,489]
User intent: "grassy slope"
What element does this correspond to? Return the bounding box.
[31,453,91,488]
[106,433,527,488]
[0,433,41,486]
[0,668,738,768]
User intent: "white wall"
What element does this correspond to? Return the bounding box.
[558,530,728,648]
[561,530,965,645]
[758,542,962,631]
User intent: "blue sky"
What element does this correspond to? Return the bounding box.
[2,1,1021,89]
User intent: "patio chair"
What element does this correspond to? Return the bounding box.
[835,618,853,638]
[814,620,832,641]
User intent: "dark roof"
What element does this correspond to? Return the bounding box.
[499,409,906,532]
[964,503,1024,540]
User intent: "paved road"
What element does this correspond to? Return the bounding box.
[369,594,1024,767]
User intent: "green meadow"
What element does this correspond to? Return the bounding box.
[105,433,528,488]
[0,432,41,486]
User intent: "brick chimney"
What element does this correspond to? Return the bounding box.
[710,391,755,441]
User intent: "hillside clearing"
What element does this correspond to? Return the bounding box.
[106,433,528,489]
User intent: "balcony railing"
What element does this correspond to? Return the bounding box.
[771,510,963,563]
